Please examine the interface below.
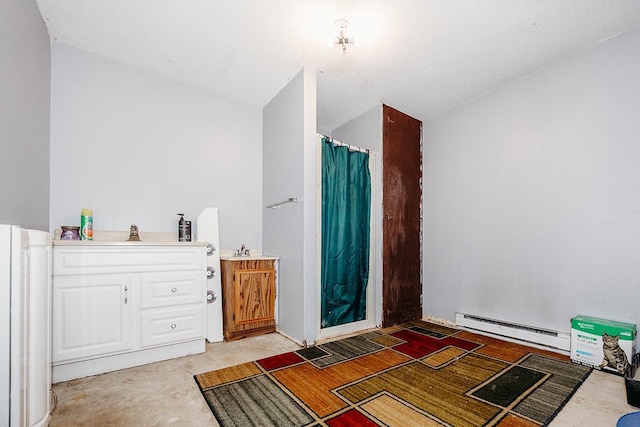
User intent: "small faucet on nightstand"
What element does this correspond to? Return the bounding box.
[233,244,250,256]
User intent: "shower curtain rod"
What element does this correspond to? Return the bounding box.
[323,135,370,154]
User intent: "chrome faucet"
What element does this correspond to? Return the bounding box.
[127,224,141,241]
[234,244,250,256]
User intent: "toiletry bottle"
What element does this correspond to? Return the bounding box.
[178,213,187,242]
[80,208,93,240]
[185,220,192,242]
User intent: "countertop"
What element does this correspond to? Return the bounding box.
[52,230,279,260]
[219,254,279,261]
[52,230,208,247]
[219,248,278,261]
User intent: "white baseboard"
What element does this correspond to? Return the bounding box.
[52,339,205,383]
[455,312,570,354]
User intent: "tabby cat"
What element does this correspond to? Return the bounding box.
[600,331,629,374]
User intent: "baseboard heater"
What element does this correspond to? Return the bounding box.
[455,312,570,353]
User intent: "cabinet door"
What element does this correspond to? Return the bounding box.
[234,269,275,325]
[52,274,133,363]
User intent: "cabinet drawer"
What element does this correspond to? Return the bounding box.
[140,306,203,348]
[140,271,204,309]
[54,247,205,275]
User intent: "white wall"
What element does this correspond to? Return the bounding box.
[0,0,50,231]
[423,28,640,333]
[263,68,317,344]
[50,43,262,249]
[330,104,383,326]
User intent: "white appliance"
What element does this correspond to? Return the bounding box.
[1,225,52,427]
[196,208,224,342]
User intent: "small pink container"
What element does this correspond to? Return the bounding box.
[60,226,80,240]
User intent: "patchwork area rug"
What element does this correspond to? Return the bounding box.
[194,320,591,426]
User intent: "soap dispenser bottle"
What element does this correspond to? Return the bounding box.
[178,213,187,242]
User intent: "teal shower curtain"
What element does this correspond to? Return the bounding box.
[321,137,371,328]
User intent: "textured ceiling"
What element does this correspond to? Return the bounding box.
[35,0,640,130]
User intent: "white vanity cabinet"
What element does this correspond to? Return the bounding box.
[52,242,207,382]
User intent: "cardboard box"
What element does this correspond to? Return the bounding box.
[570,315,636,374]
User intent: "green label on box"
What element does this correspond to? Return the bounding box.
[571,315,637,340]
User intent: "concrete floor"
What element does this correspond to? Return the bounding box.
[50,334,299,426]
[50,333,639,426]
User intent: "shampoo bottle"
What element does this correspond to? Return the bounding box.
[185,220,192,242]
[178,213,187,242]
[80,208,93,240]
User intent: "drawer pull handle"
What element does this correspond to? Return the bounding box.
[171,324,177,329]
[207,290,217,303]
[207,244,216,256]
[171,287,177,293]
[207,267,216,279]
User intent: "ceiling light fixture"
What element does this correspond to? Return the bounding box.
[333,19,354,52]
